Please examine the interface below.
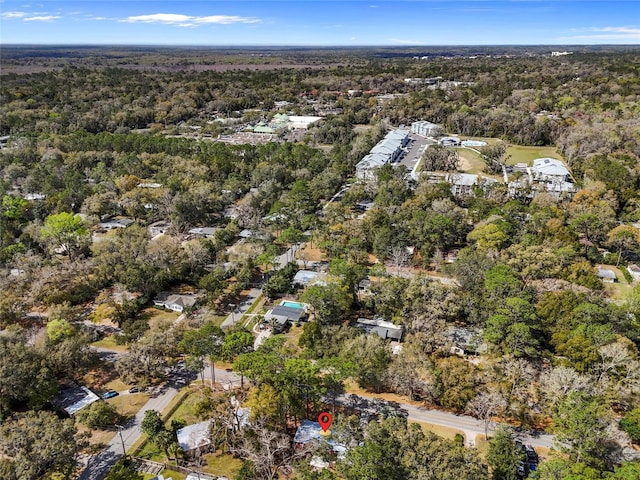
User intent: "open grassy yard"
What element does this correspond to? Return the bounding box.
[414,420,465,441]
[167,387,213,426]
[203,453,244,477]
[456,148,487,174]
[90,334,128,352]
[107,393,149,420]
[142,307,181,328]
[505,145,562,166]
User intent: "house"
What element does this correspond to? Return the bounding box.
[176,420,212,454]
[294,420,347,459]
[188,227,217,238]
[596,267,617,283]
[153,293,197,313]
[355,317,404,341]
[53,384,100,416]
[628,264,640,282]
[264,305,305,332]
[99,217,134,230]
[445,326,487,356]
[411,120,442,137]
[530,158,572,183]
[148,220,171,236]
[443,173,497,198]
[439,136,461,147]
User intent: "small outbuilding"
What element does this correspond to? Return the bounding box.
[596,267,617,283]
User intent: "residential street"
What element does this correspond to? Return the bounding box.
[220,242,303,329]
[78,351,554,480]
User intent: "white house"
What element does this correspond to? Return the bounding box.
[188,227,217,238]
[596,267,617,283]
[153,293,197,313]
[528,158,576,198]
[177,420,212,453]
[444,173,497,198]
[99,217,134,230]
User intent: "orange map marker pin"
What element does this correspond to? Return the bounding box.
[318,412,332,432]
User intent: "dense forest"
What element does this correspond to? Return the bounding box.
[1,46,640,480]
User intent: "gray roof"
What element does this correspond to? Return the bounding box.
[293,270,319,286]
[596,268,616,280]
[356,317,403,341]
[266,305,304,322]
[177,420,211,451]
[188,227,217,236]
[53,385,100,416]
[532,157,569,177]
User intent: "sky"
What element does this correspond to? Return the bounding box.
[1,1,639,46]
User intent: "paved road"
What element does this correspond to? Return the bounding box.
[220,242,303,330]
[78,384,179,480]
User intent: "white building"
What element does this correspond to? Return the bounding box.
[411,120,442,137]
[528,158,576,197]
[355,153,390,181]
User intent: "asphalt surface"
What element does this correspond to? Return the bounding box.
[220,242,303,330]
[79,349,554,480]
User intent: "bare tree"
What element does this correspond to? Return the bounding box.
[466,391,507,439]
[389,245,410,276]
[230,420,309,480]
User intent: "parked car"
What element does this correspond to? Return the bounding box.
[101,390,118,399]
[129,386,142,393]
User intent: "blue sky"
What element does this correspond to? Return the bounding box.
[1,1,639,46]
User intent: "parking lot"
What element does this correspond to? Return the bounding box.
[396,134,435,173]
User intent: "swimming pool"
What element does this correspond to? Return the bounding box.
[280,300,305,309]
[462,140,488,147]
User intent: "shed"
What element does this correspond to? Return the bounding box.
[596,268,617,283]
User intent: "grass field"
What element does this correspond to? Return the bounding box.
[456,148,487,174]
[90,335,127,351]
[106,393,149,420]
[505,145,562,166]
[413,420,466,441]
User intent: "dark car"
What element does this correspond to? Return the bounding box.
[101,390,118,399]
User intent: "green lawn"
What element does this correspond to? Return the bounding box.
[505,145,562,166]
[456,147,487,174]
[90,335,128,351]
[203,453,244,477]
[166,387,215,426]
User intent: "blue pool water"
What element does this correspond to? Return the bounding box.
[281,301,304,309]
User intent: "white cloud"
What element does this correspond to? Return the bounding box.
[23,15,60,21]
[560,26,640,41]
[1,11,28,18]
[121,13,260,26]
